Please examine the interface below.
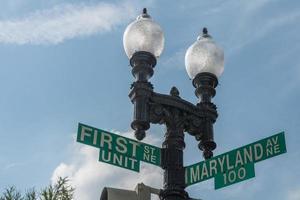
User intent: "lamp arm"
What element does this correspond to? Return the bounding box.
[148,88,218,159]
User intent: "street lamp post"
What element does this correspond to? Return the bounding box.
[123,9,224,200]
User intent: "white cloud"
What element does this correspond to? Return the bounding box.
[3,162,24,170]
[51,131,163,200]
[288,188,300,200]
[0,1,137,45]
[229,11,300,55]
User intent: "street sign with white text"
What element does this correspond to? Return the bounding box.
[77,123,161,172]
[77,123,287,188]
[185,132,286,189]
[214,162,255,189]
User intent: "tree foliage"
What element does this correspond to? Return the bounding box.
[0,177,74,200]
[24,189,37,200]
[40,177,74,200]
[0,187,22,200]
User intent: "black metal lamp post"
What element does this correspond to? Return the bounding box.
[123,9,224,200]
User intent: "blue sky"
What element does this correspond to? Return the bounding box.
[0,0,299,199]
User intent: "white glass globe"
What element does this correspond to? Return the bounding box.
[185,31,224,79]
[123,9,164,59]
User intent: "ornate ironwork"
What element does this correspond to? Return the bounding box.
[129,51,219,200]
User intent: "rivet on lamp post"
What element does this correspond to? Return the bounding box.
[123,8,224,200]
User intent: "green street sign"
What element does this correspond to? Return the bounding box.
[140,143,161,166]
[185,132,286,188]
[214,163,255,189]
[99,148,140,172]
[77,123,161,172]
